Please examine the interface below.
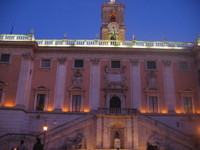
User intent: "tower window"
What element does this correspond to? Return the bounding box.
[149,96,158,113]
[36,94,46,111]
[74,60,84,68]
[146,61,157,70]
[111,60,120,68]
[72,95,81,112]
[110,15,116,22]
[0,54,10,63]
[178,62,189,71]
[41,59,51,68]
[183,97,193,113]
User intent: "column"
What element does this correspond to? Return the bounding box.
[16,53,33,109]
[133,117,139,149]
[54,57,67,111]
[89,59,100,111]
[163,60,176,112]
[130,59,142,111]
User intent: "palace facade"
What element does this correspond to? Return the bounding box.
[0,1,200,150]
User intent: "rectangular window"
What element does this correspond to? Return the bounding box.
[178,62,188,71]
[36,94,46,111]
[147,61,156,70]
[74,60,84,68]
[183,97,193,113]
[72,95,81,112]
[111,60,120,68]
[41,59,51,68]
[0,89,3,106]
[149,96,158,113]
[0,54,10,63]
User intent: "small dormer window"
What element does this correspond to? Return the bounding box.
[111,60,120,68]
[41,59,51,68]
[74,59,84,68]
[146,61,156,70]
[0,54,10,63]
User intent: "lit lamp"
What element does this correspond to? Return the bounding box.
[43,124,48,147]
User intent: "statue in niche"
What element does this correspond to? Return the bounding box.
[147,71,157,89]
[72,70,82,86]
[61,133,86,149]
[114,129,121,149]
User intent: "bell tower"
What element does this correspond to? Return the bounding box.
[101,0,126,40]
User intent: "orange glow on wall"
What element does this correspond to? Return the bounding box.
[62,108,68,112]
[161,110,168,114]
[141,109,147,113]
[176,110,182,114]
[47,107,53,111]
[196,110,200,114]
[4,102,14,107]
[84,109,90,112]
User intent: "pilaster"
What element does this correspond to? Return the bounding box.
[163,60,176,112]
[15,53,33,109]
[126,117,133,148]
[54,57,67,111]
[133,117,139,149]
[96,116,103,148]
[89,59,100,111]
[130,59,141,111]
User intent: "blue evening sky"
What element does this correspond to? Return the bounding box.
[0,0,199,42]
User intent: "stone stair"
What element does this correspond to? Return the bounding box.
[138,113,195,150]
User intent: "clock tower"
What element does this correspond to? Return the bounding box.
[101,0,125,40]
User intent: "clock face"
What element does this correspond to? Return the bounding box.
[108,22,119,32]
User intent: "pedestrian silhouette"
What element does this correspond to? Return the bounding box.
[32,138,44,150]
[17,140,27,150]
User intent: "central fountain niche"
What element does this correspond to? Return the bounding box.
[110,128,125,149]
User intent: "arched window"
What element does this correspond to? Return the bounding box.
[110,97,121,108]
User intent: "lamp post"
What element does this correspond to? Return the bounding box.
[43,124,48,148]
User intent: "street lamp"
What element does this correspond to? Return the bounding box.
[43,124,48,147]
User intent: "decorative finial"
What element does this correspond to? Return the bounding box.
[163,36,167,41]
[132,35,136,40]
[64,33,67,39]
[197,32,200,38]
[96,34,99,39]
[30,29,34,35]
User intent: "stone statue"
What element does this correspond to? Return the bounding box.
[114,129,121,149]
[115,129,120,139]
[147,71,157,88]
[72,70,82,86]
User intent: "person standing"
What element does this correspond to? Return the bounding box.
[17,140,27,150]
[32,138,44,150]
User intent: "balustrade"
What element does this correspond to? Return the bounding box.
[0,34,196,49]
[97,108,138,115]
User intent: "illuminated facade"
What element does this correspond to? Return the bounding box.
[0,1,200,150]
